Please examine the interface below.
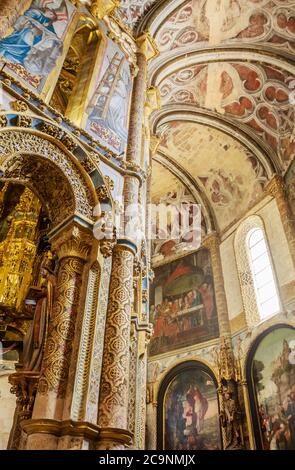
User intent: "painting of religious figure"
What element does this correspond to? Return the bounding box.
[85,37,132,154]
[162,365,221,450]
[249,327,295,450]
[149,249,219,356]
[0,0,76,90]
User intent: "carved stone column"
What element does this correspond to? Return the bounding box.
[24,225,92,450]
[96,240,136,450]
[203,232,231,337]
[266,174,295,268]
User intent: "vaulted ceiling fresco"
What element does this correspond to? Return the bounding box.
[116,0,295,235]
[128,0,295,236]
[154,0,295,52]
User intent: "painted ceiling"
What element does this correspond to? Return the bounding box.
[158,121,267,231]
[154,0,295,52]
[117,0,295,235]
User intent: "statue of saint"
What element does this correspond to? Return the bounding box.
[219,387,242,449]
[23,257,56,372]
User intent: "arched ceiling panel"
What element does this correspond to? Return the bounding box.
[153,0,295,53]
[158,60,295,169]
[158,121,268,231]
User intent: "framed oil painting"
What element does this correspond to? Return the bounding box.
[157,362,221,450]
[149,249,219,356]
[247,325,295,450]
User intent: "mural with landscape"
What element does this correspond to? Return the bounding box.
[149,249,219,356]
[163,366,221,450]
[0,0,75,91]
[252,327,295,450]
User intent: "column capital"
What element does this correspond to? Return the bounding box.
[90,0,120,20]
[265,174,284,198]
[136,33,159,61]
[50,223,93,262]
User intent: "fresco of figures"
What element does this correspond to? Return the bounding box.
[149,249,219,356]
[163,367,221,450]
[0,0,75,91]
[85,30,132,154]
[252,327,295,450]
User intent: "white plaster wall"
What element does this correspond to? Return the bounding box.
[258,199,295,287]
[0,370,16,449]
[220,233,243,320]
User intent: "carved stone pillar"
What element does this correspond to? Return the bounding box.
[24,225,92,450]
[7,372,39,450]
[96,240,136,450]
[266,174,295,268]
[203,232,231,337]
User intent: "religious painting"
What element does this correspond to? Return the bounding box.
[159,363,221,450]
[248,326,295,450]
[149,249,219,356]
[85,35,132,154]
[0,0,76,91]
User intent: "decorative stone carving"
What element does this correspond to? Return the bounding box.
[16,115,32,127]
[96,185,110,202]
[0,131,94,224]
[10,100,28,112]
[104,175,115,192]
[7,372,39,450]
[0,115,7,127]
[38,226,92,398]
[90,0,120,20]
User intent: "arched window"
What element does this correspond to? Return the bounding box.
[247,228,280,320]
[235,215,281,327]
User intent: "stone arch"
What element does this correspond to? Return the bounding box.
[0,129,98,228]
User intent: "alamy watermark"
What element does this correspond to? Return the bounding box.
[93,201,202,249]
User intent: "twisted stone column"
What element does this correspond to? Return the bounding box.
[203,232,231,337]
[266,174,295,269]
[24,225,92,450]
